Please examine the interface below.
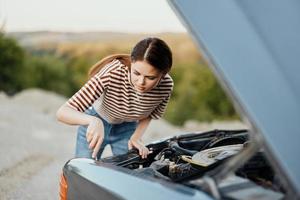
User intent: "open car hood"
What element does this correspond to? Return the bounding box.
[168,0,300,196]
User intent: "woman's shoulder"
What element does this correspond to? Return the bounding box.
[161,74,174,86]
[157,73,174,92]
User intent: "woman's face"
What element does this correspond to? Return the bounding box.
[130,61,163,93]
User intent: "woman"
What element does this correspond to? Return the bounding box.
[56,37,173,160]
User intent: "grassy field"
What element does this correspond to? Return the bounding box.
[3,31,238,125]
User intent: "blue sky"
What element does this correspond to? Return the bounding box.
[0,0,186,33]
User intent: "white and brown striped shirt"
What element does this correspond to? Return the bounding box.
[67,59,173,124]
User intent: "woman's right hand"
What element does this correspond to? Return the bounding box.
[86,117,104,159]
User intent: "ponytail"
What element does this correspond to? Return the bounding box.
[88,54,131,78]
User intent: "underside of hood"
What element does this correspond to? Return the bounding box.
[168,0,300,197]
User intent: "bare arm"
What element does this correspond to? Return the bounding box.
[128,117,152,159]
[56,103,95,126]
[56,103,105,159]
[130,117,151,141]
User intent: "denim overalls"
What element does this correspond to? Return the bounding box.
[75,106,137,160]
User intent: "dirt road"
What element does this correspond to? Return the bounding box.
[0,89,183,199]
[0,89,246,199]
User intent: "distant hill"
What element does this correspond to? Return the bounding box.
[7,31,187,47]
[7,31,200,63]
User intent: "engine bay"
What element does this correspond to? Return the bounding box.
[100,129,285,199]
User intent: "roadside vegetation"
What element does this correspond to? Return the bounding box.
[0,32,238,125]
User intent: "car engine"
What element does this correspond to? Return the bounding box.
[101,129,285,199]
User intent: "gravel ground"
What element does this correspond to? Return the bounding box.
[0,89,247,199]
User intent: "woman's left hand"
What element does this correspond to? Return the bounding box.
[128,138,150,159]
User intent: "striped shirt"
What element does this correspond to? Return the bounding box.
[67,59,173,124]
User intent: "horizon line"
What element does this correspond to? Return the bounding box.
[6,30,187,34]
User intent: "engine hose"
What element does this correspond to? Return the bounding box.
[169,141,198,156]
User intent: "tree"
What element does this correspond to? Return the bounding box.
[0,32,25,94]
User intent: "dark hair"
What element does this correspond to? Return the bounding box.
[88,37,172,78]
[131,37,173,74]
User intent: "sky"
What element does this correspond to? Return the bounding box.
[0,0,186,33]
